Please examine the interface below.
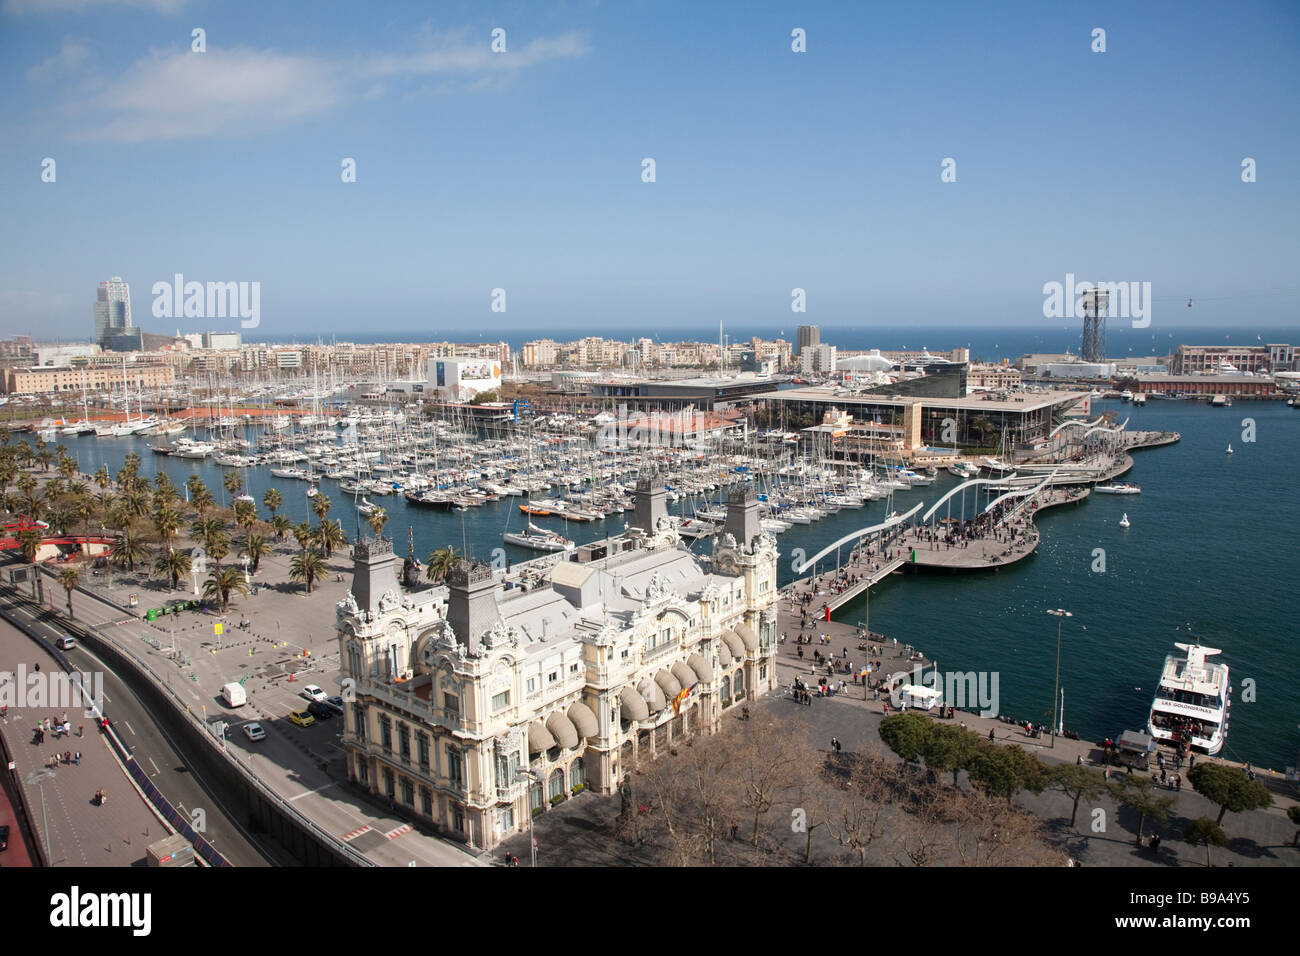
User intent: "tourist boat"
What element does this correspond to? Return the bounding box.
[1118,513,1130,528]
[504,523,574,552]
[677,517,717,539]
[1095,482,1141,495]
[979,457,1015,476]
[1146,642,1230,755]
[1120,390,1133,402]
[1210,395,1228,407]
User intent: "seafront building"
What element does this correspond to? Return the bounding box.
[335,478,780,850]
[92,276,132,346]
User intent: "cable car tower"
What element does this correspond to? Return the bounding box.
[1081,289,1108,362]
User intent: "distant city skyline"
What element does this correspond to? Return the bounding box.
[2,1,1297,339]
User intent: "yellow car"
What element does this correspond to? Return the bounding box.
[289,709,316,728]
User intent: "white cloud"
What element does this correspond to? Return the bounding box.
[79,48,343,142]
[35,30,591,143]
[25,37,90,84]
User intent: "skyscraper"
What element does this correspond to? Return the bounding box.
[795,324,820,358]
[93,276,132,345]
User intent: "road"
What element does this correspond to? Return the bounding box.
[0,593,278,866]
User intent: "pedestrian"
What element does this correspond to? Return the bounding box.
[75,751,81,766]
[988,728,995,743]
[78,723,84,737]
[1076,754,1083,766]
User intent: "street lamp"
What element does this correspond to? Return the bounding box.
[1046,609,1072,748]
[26,767,55,861]
[516,767,541,867]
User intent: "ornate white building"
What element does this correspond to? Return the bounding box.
[335,479,780,851]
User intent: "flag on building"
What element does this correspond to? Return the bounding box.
[672,682,699,716]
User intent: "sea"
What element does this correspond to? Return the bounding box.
[28,396,1300,772]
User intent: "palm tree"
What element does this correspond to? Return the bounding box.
[42,477,65,505]
[17,526,43,564]
[262,487,283,519]
[122,488,151,519]
[15,473,36,500]
[110,529,149,572]
[92,466,110,494]
[154,547,193,590]
[233,499,258,533]
[290,549,327,594]
[59,455,79,482]
[73,495,95,553]
[426,546,460,583]
[191,515,226,550]
[293,521,313,555]
[317,519,347,558]
[310,493,331,525]
[191,486,216,516]
[366,507,388,538]
[0,461,15,499]
[207,537,230,570]
[37,447,53,472]
[58,565,81,618]
[185,473,205,502]
[202,566,248,612]
[271,513,292,541]
[17,526,42,597]
[242,533,271,575]
[222,470,243,501]
[45,506,75,535]
[153,505,182,548]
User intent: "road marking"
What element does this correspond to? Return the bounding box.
[385,824,413,840]
[342,825,373,841]
[148,757,160,775]
[124,721,135,736]
[289,781,339,802]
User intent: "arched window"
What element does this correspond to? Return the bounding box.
[734,669,745,698]
[721,676,732,700]
[548,769,565,800]
[569,758,584,790]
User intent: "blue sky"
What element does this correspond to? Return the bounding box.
[1,0,1297,342]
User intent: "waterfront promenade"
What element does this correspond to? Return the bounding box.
[26,553,482,867]
[0,616,164,866]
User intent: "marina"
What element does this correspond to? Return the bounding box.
[6,396,1296,770]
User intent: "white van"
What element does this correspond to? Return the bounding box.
[56,636,76,650]
[220,682,247,708]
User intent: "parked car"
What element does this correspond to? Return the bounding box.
[324,695,346,714]
[301,684,327,703]
[306,701,335,721]
[289,709,316,728]
[242,722,266,741]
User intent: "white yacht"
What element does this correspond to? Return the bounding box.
[1095,482,1141,495]
[504,523,574,553]
[948,461,980,480]
[1147,643,1230,755]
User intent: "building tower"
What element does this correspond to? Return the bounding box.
[795,325,820,359]
[92,276,132,346]
[1080,290,1107,363]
